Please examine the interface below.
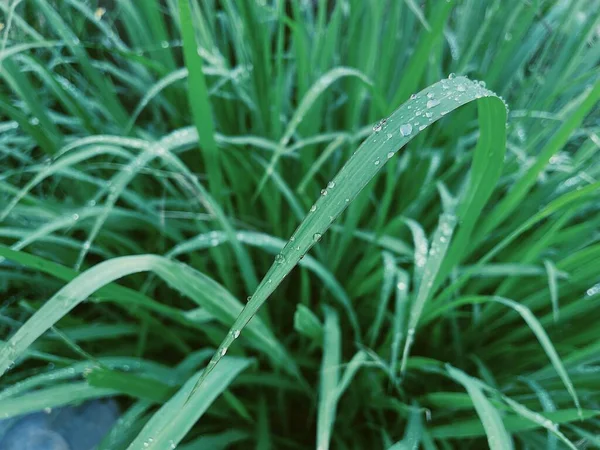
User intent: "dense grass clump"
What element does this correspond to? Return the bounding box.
[1,0,599,448]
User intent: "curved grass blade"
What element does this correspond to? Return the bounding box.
[492,297,581,417]
[177,76,508,399]
[446,364,514,450]
[0,255,292,378]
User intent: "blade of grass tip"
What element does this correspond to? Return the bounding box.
[317,306,341,450]
[189,76,507,400]
[178,0,222,197]
[403,0,431,31]
[446,364,514,450]
[294,304,323,344]
[400,211,457,376]
[492,296,582,418]
[543,259,561,322]
[402,218,429,289]
[125,68,188,133]
[335,350,368,398]
[126,357,251,450]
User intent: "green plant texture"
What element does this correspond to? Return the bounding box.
[1,0,599,448]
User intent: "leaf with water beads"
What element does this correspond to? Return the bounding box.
[186,75,507,399]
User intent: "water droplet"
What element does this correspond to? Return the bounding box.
[426,99,440,108]
[372,118,386,132]
[320,189,328,196]
[310,204,317,212]
[233,330,240,339]
[29,117,40,126]
[586,282,600,297]
[410,94,417,100]
[72,213,79,221]
[457,84,466,92]
[374,159,380,165]
[400,123,413,136]
[313,233,322,242]
[425,112,433,118]
[161,41,169,49]
[427,92,435,99]
[448,73,456,79]
[94,7,106,20]
[43,407,52,414]
[478,80,486,88]
[220,347,227,356]
[246,296,252,302]
[387,151,394,159]
[504,32,512,41]
[275,253,286,264]
[87,199,96,207]
[327,181,335,189]
[397,281,407,290]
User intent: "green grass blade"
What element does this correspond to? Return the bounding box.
[446,365,514,450]
[178,0,222,196]
[316,306,342,450]
[126,357,251,450]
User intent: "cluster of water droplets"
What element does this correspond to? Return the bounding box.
[372,118,387,132]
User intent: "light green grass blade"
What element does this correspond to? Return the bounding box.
[446,365,514,450]
[388,403,423,450]
[492,297,581,417]
[294,304,323,344]
[400,211,457,375]
[0,382,117,420]
[126,357,251,450]
[316,306,341,450]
